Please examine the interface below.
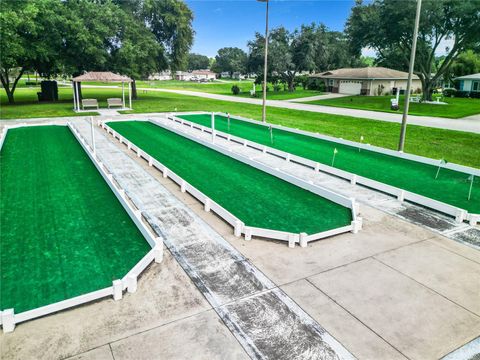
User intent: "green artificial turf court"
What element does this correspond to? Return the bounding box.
[177,113,480,214]
[107,121,352,235]
[0,126,150,313]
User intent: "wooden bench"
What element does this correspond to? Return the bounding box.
[107,98,123,108]
[82,99,99,110]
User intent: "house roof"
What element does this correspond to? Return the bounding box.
[72,71,132,82]
[310,67,419,80]
[454,73,480,80]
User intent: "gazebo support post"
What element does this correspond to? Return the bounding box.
[72,81,76,110]
[128,82,132,109]
[122,82,125,109]
[75,82,80,111]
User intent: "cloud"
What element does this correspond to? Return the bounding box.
[361,47,377,57]
[435,37,454,56]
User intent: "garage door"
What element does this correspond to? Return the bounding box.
[339,81,362,95]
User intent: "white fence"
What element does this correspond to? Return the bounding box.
[166,112,479,226]
[0,123,163,333]
[100,120,362,249]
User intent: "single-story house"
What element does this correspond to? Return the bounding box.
[310,67,422,96]
[148,71,172,81]
[455,73,480,94]
[175,70,216,81]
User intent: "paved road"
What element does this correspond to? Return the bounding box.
[139,87,480,134]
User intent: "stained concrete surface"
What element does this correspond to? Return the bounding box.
[110,310,249,360]
[308,258,480,360]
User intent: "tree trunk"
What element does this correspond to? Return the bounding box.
[5,88,14,104]
[421,76,434,101]
[131,79,138,100]
[0,67,25,104]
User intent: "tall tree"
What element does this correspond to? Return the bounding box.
[346,0,480,100]
[0,0,64,103]
[213,47,248,77]
[187,53,210,70]
[110,10,167,99]
[141,0,194,72]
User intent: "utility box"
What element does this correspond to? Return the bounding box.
[37,80,58,101]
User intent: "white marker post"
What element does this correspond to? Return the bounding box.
[269,124,273,145]
[359,135,364,152]
[90,116,96,155]
[435,159,446,179]
[227,112,231,132]
[468,175,474,201]
[331,148,338,167]
[211,112,215,143]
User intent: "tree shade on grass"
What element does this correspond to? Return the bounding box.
[0,126,150,313]
[178,114,480,215]
[108,121,352,235]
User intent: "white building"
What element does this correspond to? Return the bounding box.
[148,71,172,81]
[175,70,216,81]
[455,73,480,94]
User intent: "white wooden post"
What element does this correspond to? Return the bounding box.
[128,82,132,109]
[234,220,243,237]
[75,82,80,111]
[1,309,15,333]
[211,112,215,143]
[154,245,163,263]
[90,116,96,154]
[126,275,137,293]
[113,280,123,301]
[299,233,308,248]
[72,81,76,110]
[122,82,125,109]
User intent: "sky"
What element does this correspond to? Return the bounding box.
[186,0,357,57]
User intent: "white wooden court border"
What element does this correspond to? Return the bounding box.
[167,111,479,225]
[100,119,362,249]
[0,123,163,333]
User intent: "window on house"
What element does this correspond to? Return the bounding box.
[473,81,479,92]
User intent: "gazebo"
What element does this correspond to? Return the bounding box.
[71,71,133,112]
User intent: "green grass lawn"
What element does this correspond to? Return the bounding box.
[108,120,352,234]
[306,95,480,119]
[104,80,323,100]
[179,113,480,214]
[0,126,150,313]
[2,87,479,168]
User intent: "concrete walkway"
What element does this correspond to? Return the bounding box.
[286,93,348,102]
[138,87,480,133]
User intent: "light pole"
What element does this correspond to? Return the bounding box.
[398,0,422,152]
[257,0,269,123]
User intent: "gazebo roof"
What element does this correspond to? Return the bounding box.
[72,71,132,82]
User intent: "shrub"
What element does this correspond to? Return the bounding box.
[456,90,470,98]
[442,88,457,97]
[296,75,308,89]
[273,84,281,92]
[231,85,240,95]
[306,78,326,91]
[25,81,39,86]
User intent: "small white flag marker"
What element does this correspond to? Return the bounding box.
[435,159,447,179]
[332,148,338,166]
[359,135,364,152]
[468,174,474,201]
[269,124,273,144]
[227,113,231,132]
